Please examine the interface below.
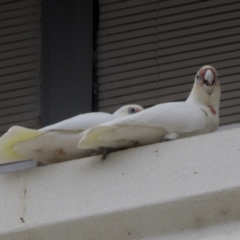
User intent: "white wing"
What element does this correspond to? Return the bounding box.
[78,102,209,149]
[41,112,114,131]
[0,126,92,164]
[0,112,114,164]
[0,104,145,164]
[41,104,144,132]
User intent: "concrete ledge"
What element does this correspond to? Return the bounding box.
[0,128,240,239]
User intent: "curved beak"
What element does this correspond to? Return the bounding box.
[204,69,214,86]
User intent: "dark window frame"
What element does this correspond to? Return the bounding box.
[41,0,93,127]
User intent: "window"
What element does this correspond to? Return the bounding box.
[96,0,240,125]
[0,0,41,136]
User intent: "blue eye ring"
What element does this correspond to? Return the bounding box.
[128,108,135,114]
[196,75,201,84]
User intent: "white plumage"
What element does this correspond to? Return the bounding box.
[78,66,221,152]
[0,104,143,164]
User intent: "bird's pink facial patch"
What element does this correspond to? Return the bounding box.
[197,66,218,85]
[208,105,216,115]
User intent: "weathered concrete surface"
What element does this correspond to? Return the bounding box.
[0,128,240,240]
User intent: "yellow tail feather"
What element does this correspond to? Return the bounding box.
[78,126,119,149]
[0,126,41,164]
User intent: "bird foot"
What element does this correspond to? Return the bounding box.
[93,147,125,161]
[101,148,109,161]
[91,148,109,161]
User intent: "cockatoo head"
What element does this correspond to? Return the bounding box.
[187,65,221,108]
[195,65,219,94]
[113,104,144,117]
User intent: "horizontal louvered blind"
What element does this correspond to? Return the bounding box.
[0,0,41,135]
[97,0,240,125]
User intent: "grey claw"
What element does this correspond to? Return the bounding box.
[101,148,109,161]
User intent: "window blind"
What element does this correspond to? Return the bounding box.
[96,0,240,125]
[0,0,41,135]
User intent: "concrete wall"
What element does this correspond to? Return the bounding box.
[0,127,240,239]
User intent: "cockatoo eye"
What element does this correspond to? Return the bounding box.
[196,74,201,84]
[128,108,136,114]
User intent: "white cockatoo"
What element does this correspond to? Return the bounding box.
[0,105,143,164]
[78,66,221,159]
